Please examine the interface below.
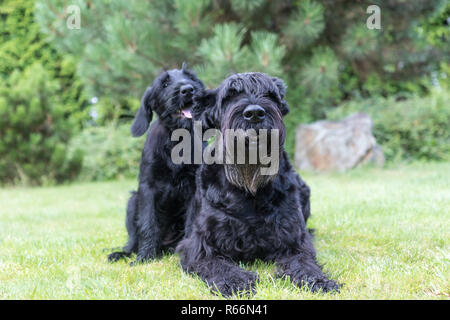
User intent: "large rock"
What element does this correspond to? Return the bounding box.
[295,113,384,171]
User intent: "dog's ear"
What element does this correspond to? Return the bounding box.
[272,77,286,97]
[272,77,289,116]
[131,86,154,137]
[193,88,219,129]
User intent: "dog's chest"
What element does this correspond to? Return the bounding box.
[151,158,197,209]
[204,188,303,261]
[152,155,196,182]
[206,211,302,261]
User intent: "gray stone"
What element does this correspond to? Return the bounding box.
[294,113,384,171]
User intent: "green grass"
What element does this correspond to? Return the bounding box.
[1,162,449,299]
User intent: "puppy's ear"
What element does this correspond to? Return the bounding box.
[193,88,218,129]
[272,77,289,116]
[131,86,154,137]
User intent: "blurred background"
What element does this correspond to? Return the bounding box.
[0,0,449,185]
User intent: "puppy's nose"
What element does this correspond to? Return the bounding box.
[180,84,194,96]
[243,105,266,123]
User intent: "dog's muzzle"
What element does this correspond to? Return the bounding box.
[243,105,266,123]
[178,88,195,119]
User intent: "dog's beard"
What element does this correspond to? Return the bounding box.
[223,130,280,195]
[220,101,285,195]
[224,163,275,196]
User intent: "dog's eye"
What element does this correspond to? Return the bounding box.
[264,92,278,101]
[226,89,239,99]
[162,77,170,88]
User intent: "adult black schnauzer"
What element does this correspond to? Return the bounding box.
[177,72,340,297]
[108,64,205,264]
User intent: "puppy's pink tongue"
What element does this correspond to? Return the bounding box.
[182,109,192,118]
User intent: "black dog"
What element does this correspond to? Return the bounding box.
[177,72,340,297]
[108,64,205,264]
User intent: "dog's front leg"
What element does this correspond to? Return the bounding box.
[184,256,258,297]
[132,186,160,265]
[275,238,341,293]
[178,238,258,297]
[107,192,138,262]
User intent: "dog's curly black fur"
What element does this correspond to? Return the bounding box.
[177,72,340,297]
[108,65,205,265]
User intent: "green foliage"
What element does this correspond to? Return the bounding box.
[0,0,89,185]
[196,23,250,85]
[421,2,450,49]
[248,32,286,76]
[69,124,145,181]
[36,0,179,101]
[0,64,82,185]
[231,0,265,14]
[0,0,89,129]
[327,90,450,162]
[284,0,325,49]
[197,24,285,86]
[341,25,378,59]
[173,0,212,50]
[301,47,339,96]
[34,0,448,123]
[0,0,49,75]
[29,0,449,175]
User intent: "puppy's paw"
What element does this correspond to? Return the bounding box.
[129,260,140,267]
[107,251,129,263]
[129,254,155,266]
[210,271,258,298]
[102,247,122,253]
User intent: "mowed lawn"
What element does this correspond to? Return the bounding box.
[0,162,449,299]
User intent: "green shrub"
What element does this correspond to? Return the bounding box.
[327,91,450,162]
[0,0,89,185]
[35,0,448,128]
[69,124,145,181]
[0,64,82,185]
[0,0,89,130]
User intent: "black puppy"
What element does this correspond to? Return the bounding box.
[177,72,340,297]
[108,64,205,264]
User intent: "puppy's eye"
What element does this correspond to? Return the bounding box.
[162,77,170,88]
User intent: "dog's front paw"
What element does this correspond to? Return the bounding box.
[209,271,258,298]
[102,246,122,253]
[294,276,342,294]
[129,253,155,266]
[107,251,129,263]
[310,278,341,293]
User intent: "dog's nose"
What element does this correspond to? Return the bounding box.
[180,84,194,96]
[243,105,266,123]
